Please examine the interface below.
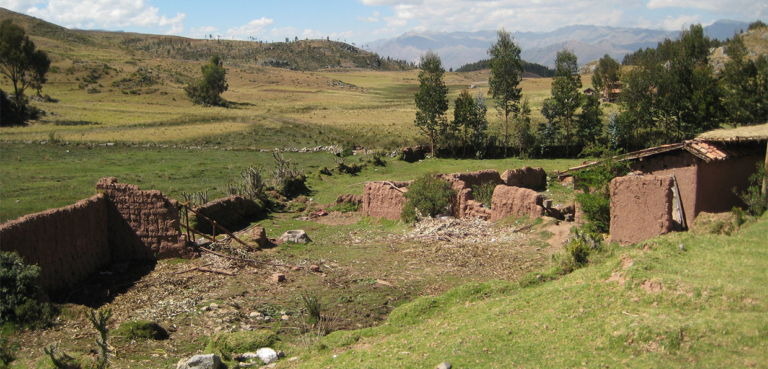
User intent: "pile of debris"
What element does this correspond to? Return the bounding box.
[397,217,527,245]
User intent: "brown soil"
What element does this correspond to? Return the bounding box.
[10,215,563,368]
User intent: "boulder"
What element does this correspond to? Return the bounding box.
[490,185,544,221]
[501,167,547,190]
[335,194,362,205]
[176,354,223,369]
[256,347,279,364]
[279,230,311,244]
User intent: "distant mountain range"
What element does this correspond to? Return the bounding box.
[366,20,752,69]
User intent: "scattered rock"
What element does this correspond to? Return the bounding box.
[309,264,321,273]
[272,273,286,283]
[289,356,299,362]
[279,230,311,244]
[247,227,269,248]
[281,314,290,321]
[436,362,452,369]
[256,347,279,364]
[249,311,262,318]
[176,354,223,369]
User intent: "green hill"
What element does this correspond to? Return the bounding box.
[304,214,768,367]
[0,8,412,71]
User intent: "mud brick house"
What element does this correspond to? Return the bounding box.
[570,124,768,244]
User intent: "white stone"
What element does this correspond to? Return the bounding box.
[256,347,278,364]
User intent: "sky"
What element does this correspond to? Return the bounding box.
[1,0,766,45]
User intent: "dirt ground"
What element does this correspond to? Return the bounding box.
[10,213,574,368]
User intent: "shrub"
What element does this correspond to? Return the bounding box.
[572,150,629,236]
[116,320,169,341]
[269,151,308,198]
[205,330,278,361]
[471,182,495,208]
[0,252,57,327]
[734,162,767,217]
[401,173,456,223]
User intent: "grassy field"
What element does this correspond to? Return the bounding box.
[0,141,582,222]
[298,214,768,368]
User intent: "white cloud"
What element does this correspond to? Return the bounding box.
[647,0,767,16]
[0,0,43,11]
[661,14,702,31]
[18,0,185,33]
[225,17,274,38]
[357,15,379,22]
[189,26,218,39]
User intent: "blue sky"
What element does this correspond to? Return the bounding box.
[1,0,765,44]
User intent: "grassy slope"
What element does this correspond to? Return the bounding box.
[296,216,768,368]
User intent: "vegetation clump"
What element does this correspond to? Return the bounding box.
[401,173,456,223]
[0,252,57,327]
[204,330,278,362]
[115,320,169,341]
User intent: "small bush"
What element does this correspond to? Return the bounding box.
[573,150,629,236]
[301,294,322,325]
[734,162,767,217]
[401,173,456,223]
[0,252,58,327]
[471,182,495,208]
[116,320,169,341]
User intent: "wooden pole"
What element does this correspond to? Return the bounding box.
[182,204,254,249]
[762,141,767,197]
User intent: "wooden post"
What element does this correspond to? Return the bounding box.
[762,142,767,197]
[185,205,191,242]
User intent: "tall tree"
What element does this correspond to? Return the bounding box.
[721,36,768,126]
[185,54,228,106]
[414,51,449,157]
[488,29,524,157]
[591,54,621,101]
[577,93,604,147]
[512,98,536,157]
[541,49,582,156]
[0,20,51,111]
[452,89,488,158]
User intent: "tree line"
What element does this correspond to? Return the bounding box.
[455,58,555,77]
[413,22,768,159]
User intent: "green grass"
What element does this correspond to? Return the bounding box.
[0,141,582,222]
[296,214,768,368]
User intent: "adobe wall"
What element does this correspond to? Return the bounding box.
[631,151,698,227]
[443,170,503,189]
[696,155,763,214]
[97,177,192,259]
[501,167,547,190]
[195,195,263,234]
[0,195,111,292]
[609,175,675,245]
[490,185,544,221]
[362,181,410,220]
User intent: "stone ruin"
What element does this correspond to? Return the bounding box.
[193,195,263,234]
[609,175,676,245]
[0,178,195,292]
[361,167,560,222]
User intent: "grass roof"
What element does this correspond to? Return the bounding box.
[697,123,768,142]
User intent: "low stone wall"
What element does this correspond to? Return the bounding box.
[97,177,191,259]
[490,185,545,221]
[0,195,111,292]
[609,175,675,245]
[362,181,409,220]
[194,196,263,234]
[501,167,546,190]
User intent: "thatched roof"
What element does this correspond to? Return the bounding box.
[696,123,768,142]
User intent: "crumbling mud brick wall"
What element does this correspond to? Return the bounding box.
[609,175,675,245]
[0,195,111,292]
[444,170,502,219]
[194,195,263,234]
[501,167,547,190]
[362,181,409,220]
[490,185,545,221]
[96,177,193,259]
[630,151,698,226]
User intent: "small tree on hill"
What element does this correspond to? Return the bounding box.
[0,20,51,122]
[185,54,228,106]
[414,51,449,157]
